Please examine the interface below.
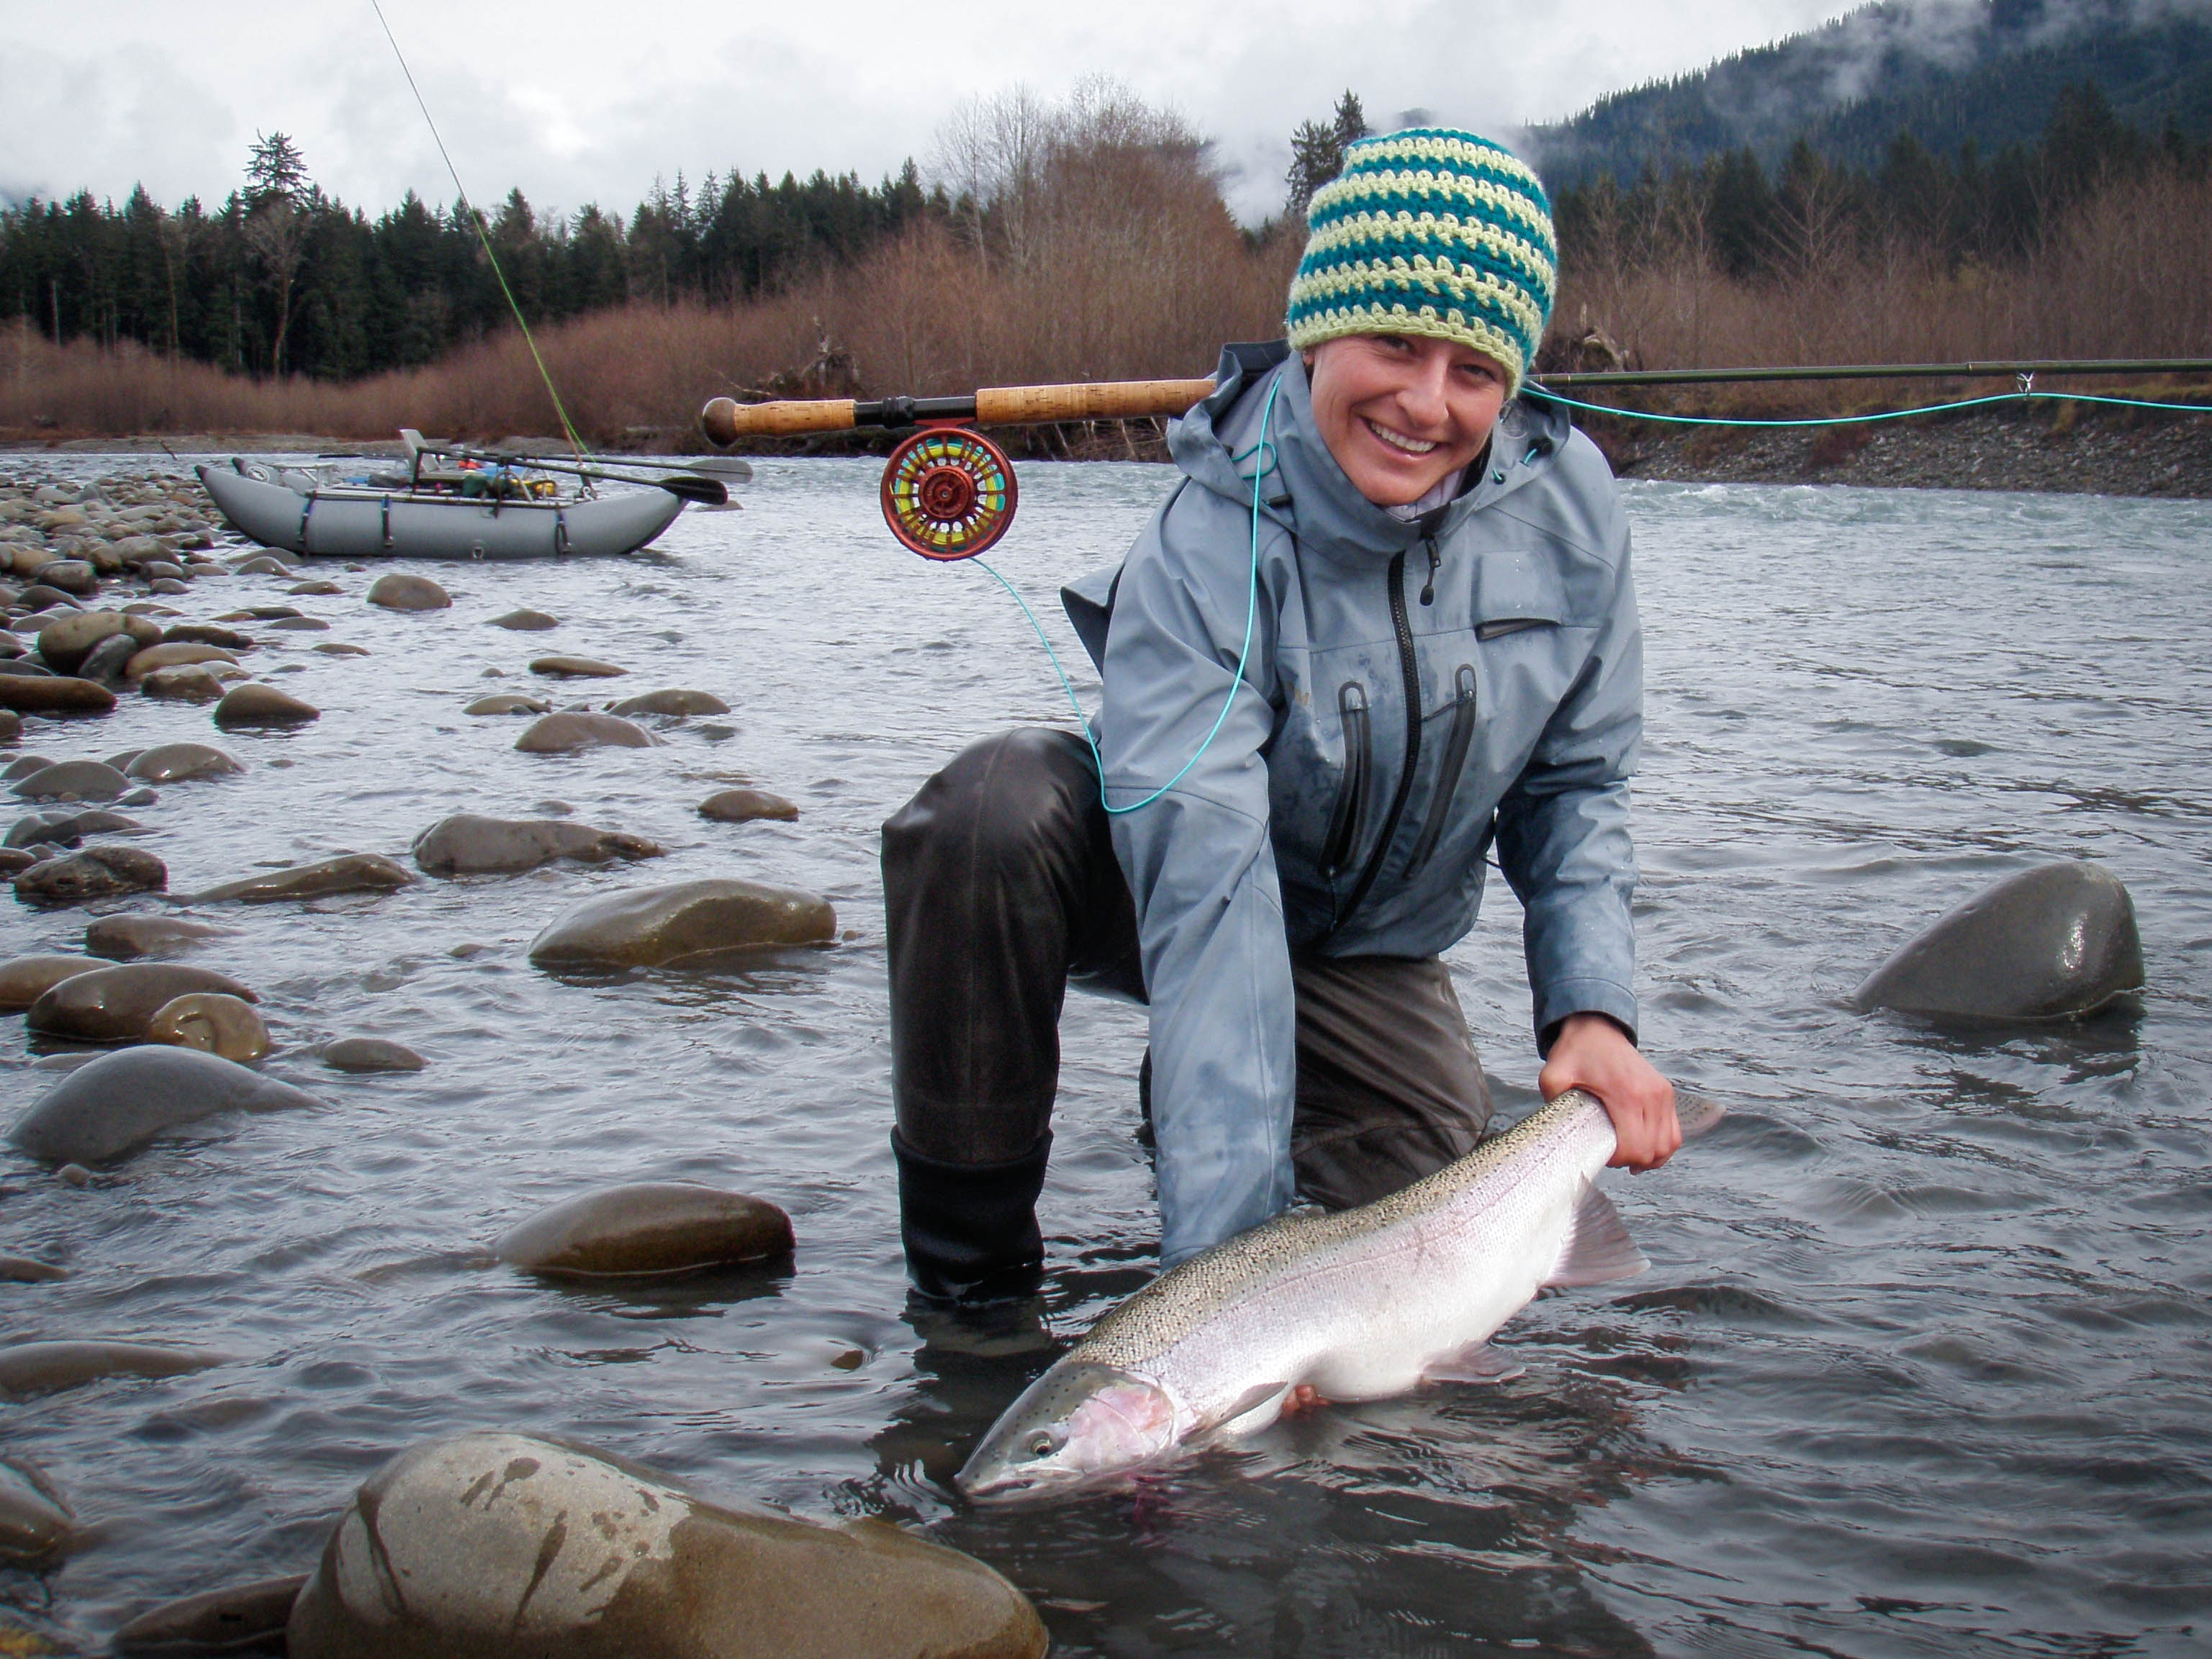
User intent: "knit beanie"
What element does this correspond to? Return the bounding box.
[1286,128,1557,395]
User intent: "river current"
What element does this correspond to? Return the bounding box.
[1,454,2208,1657]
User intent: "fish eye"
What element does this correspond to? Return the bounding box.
[1026,1431,1057,1458]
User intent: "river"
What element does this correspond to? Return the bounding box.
[2,455,2208,1656]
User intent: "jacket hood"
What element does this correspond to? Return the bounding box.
[1169,340,1579,568]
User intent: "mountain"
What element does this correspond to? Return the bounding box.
[1526,0,2212,190]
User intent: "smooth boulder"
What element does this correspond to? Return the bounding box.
[322,1037,425,1073]
[127,741,243,783]
[528,878,836,969]
[0,1339,228,1398]
[8,805,141,847]
[0,955,96,1011]
[284,1432,1047,1659]
[125,641,240,679]
[86,914,227,959]
[609,688,730,718]
[366,572,451,611]
[490,608,559,630]
[14,844,165,905]
[495,1183,793,1278]
[76,630,143,686]
[0,1462,73,1564]
[195,851,415,904]
[0,675,115,716]
[8,1044,320,1163]
[163,622,253,650]
[11,758,130,802]
[529,655,627,679]
[141,664,233,702]
[1849,862,2146,1021]
[114,1575,308,1657]
[463,693,549,717]
[146,993,271,1062]
[214,684,320,728]
[699,788,798,823]
[412,813,664,877]
[514,712,657,754]
[37,610,150,676]
[27,962,258,1044]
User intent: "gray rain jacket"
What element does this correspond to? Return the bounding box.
[1062,341,1642,1265]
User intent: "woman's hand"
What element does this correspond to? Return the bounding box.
[1538,1013,1679,1171]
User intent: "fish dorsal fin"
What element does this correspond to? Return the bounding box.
[1546,1182,1648,1288]
[1209,1382,1293,1441]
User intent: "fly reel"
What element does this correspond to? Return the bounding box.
[879,425,1019,561]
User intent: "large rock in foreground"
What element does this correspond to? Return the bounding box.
[412,813,663,877]
[8,1045,320,1164]
[1849,862,2145,1021]
[528,879,835,969]
[496,1183,793,1278]
[284,1432,1046,1659]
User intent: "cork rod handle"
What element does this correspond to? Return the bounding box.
[972,379,1219,425]
[700,396,858,443]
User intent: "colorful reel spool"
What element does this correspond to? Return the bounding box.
[880,426,1019,560]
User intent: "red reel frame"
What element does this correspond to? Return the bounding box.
[880,423,1018,561]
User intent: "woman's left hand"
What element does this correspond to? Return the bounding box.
[1538,1013,1679,1171]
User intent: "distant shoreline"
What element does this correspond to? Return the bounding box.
[5,401,2207,500]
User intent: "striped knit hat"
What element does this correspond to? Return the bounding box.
[1286,128,1557,395]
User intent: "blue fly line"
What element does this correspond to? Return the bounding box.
[973,376,1281,816]
[1536,385,2212,428]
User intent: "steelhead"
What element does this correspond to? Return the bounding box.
[957,1087,1721,1500]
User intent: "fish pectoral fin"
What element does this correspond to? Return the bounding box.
[1207,1382,1294,1441]
[1545,1181,1651,1288]
[1676,1091,1727,1140]
[1423,1343,1525,1385]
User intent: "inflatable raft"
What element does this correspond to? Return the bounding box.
[196,458,684,560]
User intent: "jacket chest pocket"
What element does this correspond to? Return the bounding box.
[1319,681,1371,879]
[1402,663,1479,880]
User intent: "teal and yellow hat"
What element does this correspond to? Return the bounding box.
[1286,128,1557,394]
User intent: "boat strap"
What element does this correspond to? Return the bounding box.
[381,495,393,551]
[298,493,315,554]
[554,507,568,556]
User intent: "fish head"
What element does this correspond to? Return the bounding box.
[955,1360,1181,1501]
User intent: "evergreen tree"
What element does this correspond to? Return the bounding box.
[1286,91,1370,217]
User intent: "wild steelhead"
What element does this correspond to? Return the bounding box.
[957,1087,1723,1500]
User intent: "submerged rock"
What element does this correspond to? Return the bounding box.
[163,623,253,650]
[495,1183,793,1278]
[0,954,95,1010]
[528,878,836,969]
[8,1044,320,1163]
[76,631,143,687]
[609,688,730,718]
[489,608,559,630]
[321,1036,425,1073]
[529,655,627,679]
[125,642,240,679]
[145,993,271,1062]
[7,805,143,847]
[514,711,657,753]
[114,1574,307,1657]
[0,1257,67,1284]
[0,675,115,717]
[27,962,258,1043]
[366,572,450,611]
[699,788,798,823]
[412,813,664,876]
[85,914,227,959]
[10,759,130,802]
[0,1339,229,1398]
[213,684,320,728]
[0,1462,73,1564]
[284,1432,1046,1659]
[194,852,415,904]
[1850,862,2146,1021]
[126,741,243,783]
[140,664,232,702]
[14,844,165,905]
[463,693,550,716]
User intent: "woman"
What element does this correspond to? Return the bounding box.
[885,128,1678,1300]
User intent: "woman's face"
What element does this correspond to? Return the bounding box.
[1304,334,1509,507]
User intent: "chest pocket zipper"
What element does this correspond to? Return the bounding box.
[1320,681,1371,878]
[1403,664,1478,880]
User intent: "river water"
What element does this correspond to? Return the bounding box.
[1,454,2208,1657]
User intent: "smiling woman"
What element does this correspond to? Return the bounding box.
[1304,334,1507,505]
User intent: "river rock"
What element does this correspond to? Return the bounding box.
[145,993,270,1062]
[115,1575,308,1656]
[699,788,798,823]
[14,845,165,905]
[35,610,130,675]
[528,878,836,969]
[141,664,231,702]
[0,1257,66,1283]
[127,741,243,783]
[0,675,114,716]
[491,608,559,630]
[0,659,53,677]
[8,1044,320,1163]
[76,630,142,686]
[17,585,81,612]
[6,806,140,847]
[11,759,130,802]
[289,579,343,596]
[283,1432,1046,1659]
[86,913,227,959]
[194,851,415,904]
[0,1462,73,1564]
[514,711,657,753]
[0,955,96,1010]
[1850,862,2146,1021]
[214,684,320,727]
[37,560,96,595]
[464,693,550,716]
[322,1036,425,1073]
[0,710,17,743]
[495,1183,793,1278]
[27,962,258,1043]
[412,813,664,876]
[367,572,451,611]
[0,1339,229,1398]
[0,849,40,875]
[268,615,330,632]
[609,689,730,718]
[233,554,293,576]
[126,641,240,679]
[529,655,627,679]
[163,623,253,650]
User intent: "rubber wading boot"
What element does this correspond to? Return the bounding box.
[892,1129,1052,1303]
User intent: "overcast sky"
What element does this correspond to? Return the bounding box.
[1,1,1859,223]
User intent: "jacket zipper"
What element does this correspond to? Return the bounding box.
[1334,548,1423,931]
[1320,682,1371,877]
[1402,662,1479,879]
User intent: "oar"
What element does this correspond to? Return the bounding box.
[443,446,730,506]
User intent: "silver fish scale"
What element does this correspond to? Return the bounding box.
[1075,1088,1612,1378]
